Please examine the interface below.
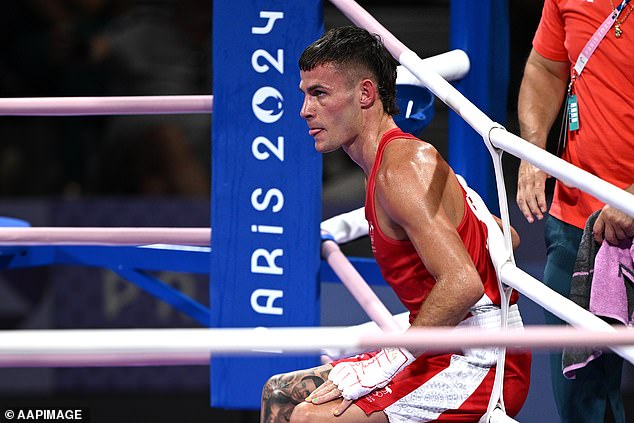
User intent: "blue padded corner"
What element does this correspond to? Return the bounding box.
[394,84,435,136]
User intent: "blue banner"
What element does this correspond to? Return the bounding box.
[448,0,509,214]
[210,0,324,409]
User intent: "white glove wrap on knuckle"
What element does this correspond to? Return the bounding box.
[328,347,415,400]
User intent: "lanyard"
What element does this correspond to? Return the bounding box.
[574,0,630,76]
[563,0,629,136]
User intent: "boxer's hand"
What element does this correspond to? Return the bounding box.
[305,380,353,417]
[306,380,341,404]
[328,347,414,400]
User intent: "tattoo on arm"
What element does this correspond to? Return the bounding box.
[261,365,331,423]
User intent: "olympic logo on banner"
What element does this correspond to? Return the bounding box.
[252,86,284,123]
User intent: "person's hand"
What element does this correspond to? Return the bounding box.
[516,160,550,223]
[305,380,353,416]
[593,205,634,245]
[327,347,414,401]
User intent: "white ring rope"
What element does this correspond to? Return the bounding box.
[489,128,634,218]
[0,227,210,246]
[0,54,467,117]
[0,95,214,116]
[1,326,634,361]
[396,50,469,85]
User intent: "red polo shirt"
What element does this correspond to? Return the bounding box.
[533,0,634,229]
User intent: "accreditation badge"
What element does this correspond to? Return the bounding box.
[567,94,579,131]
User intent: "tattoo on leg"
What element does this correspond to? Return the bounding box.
[261,366,331,423]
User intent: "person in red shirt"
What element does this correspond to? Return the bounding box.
[259,26,531,423]
[516,1,634,422]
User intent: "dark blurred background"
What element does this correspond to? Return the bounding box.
[2,1,628,423]
[0,0,540,202]
[0,0,212,198]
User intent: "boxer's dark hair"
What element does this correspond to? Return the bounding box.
[299,26,399,115]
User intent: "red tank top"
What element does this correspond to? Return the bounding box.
[365,128,514,323]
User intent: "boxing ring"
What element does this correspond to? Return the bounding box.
[1,0,634,422]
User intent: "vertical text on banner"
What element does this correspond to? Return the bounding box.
[210,0,324,409]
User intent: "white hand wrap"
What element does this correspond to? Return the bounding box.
[328,347,415,400]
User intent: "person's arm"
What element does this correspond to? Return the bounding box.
[313,141,484,411]
[377,141,484,328]
[593,183,634,244]
[516,48,569,223]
